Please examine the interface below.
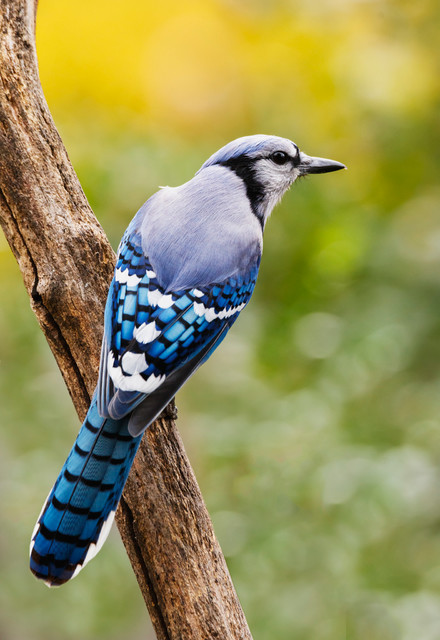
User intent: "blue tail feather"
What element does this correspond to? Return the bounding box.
[30,393,142,586]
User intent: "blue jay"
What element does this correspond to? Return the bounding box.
[30,135,345,586]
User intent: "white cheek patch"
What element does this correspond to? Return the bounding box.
[194,301,246,322]
[253,159,295,217]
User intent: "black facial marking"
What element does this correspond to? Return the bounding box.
[270,146,300,167]
[219,156,265,228]
[292,145,301,167]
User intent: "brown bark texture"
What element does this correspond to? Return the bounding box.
[0,1,253,638]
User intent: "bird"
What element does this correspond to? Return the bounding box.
[29,134,345,586]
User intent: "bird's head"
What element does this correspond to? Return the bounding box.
[199,134,345,226]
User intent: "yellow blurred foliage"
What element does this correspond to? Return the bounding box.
[36,0,438,139]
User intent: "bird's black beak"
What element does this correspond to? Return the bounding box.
[298,152,346,175]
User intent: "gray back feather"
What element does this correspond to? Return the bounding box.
[132,165,263,291]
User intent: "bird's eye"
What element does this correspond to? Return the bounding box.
[270,151,290,166]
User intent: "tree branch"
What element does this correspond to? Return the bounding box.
[0,1,252,638]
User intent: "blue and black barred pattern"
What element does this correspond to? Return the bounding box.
[30,395,142,586]
[101,230,259,416]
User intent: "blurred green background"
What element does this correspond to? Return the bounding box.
[1,1,440,638]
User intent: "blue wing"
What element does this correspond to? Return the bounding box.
[97,228,259,435]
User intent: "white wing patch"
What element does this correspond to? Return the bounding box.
[133,321,161,345]
[158,294,174,308]
[194,301,247,322]
[147,289,174,308]
[108,352,165,393]
[121,352,147,375]
[115,268,141,287]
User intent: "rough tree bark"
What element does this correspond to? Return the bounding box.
[0,1,253,638]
